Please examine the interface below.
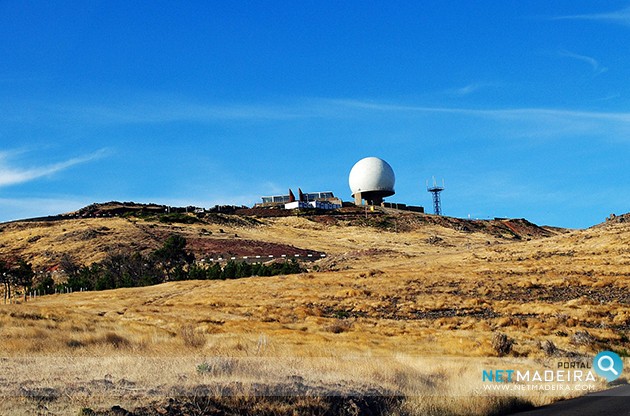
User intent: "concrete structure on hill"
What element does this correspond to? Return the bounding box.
[381,202,425,213]
[258,189,342,210]
[254,157,423,213]
[348,157,424,213]
[349,157,396,205]
[285,200,342,210]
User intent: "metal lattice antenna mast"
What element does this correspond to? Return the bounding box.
[426,177,445,215]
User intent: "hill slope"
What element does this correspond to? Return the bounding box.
[0,202,560,269]
[0,206,629,415]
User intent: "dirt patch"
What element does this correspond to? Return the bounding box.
[58,227,110,242]
[318,303,500,321]
[475,283,630,305]
[186,237,325,259]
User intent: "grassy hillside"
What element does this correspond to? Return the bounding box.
[0,203,559,269]
[0,207,628,415]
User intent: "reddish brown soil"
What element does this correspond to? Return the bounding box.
[186,237,324,259]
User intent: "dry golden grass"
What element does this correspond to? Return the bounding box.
[0,211,629,414]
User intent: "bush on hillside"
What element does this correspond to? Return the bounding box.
[60,234,305,293]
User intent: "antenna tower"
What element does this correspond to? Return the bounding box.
[426,177,445,215]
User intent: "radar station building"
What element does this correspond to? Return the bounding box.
[258,189,342,210]
[348,156,424,213]
[253,156,423,213]
[349,157,396,205]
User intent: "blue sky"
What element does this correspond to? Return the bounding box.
[2,1,630,228]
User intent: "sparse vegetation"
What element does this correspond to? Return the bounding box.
[0,209,629,414]
[180,324,207,349]
[1,256,35,303]
[323,318,353,333]
[196,357,236,375]
[44,235,307,293]
[491,332,514,356]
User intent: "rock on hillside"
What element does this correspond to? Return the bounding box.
[599,212,630,227]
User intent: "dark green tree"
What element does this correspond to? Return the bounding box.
[135,255,163,287]
[280,259,303,275]
[236,261,252,278]
[101,252,132,288]
[36,275,56,295]
[257,263,272,277]
[60,254,81,281]
[13,258,35,302]
[67,264,99,291]
[207,262,222,280]
[0,259,11,304]
[170,264,188,281]
[188,263,208,280]
[221,260,237,279]
[152,234,195,281]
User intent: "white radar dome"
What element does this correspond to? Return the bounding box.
[348,157,395,198]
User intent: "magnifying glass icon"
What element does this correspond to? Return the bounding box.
[597,355,619,376]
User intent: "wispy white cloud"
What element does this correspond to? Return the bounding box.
[329,98,630,121]
[67,96,630,141]
[446,83,483,96]
[9,95,630,142]
[554,6,630,26]
[443,82,503,96]
[59,96,630,126]
[0,149,109,188]
[559,49,608,75]
[2,96,327,126]
[326,98,630,140]
[55,98,334,125]
[594,93,621,102]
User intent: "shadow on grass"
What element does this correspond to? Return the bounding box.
[81,394,404,416]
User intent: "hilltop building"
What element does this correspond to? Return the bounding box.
[258,189,342,210]
[349,157,424,212]
[349,157,396,205]
[253,157,424,213]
